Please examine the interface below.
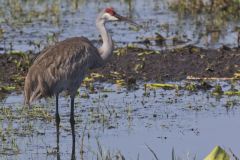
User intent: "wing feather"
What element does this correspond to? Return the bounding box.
[27,37,104,97]
[33,37,104,79]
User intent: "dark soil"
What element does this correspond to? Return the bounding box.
[0,45,239,96]
[95,46,240,82]
[0,54,27,85]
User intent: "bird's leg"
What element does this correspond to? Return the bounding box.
[55,94,60,159]
[55,94,60,125]
[71,132,76,160]
[70,96,75,160]
[56,123,60,160]
[70,96,75,126]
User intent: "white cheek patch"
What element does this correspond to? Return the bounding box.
[103,13,118,21]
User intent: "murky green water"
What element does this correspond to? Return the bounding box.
[1,81,240,159]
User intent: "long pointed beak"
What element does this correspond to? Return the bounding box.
[115,13,141,28]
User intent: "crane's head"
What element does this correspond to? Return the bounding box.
[100,7,140,27]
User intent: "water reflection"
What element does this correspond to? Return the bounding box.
[56,122,60,160]
[70,122,76,160]
[56,119,76,160]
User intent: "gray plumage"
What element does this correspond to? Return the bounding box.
[24,37,104,104]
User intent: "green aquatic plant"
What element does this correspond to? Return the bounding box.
[224,91,240,96]
[0,28,4,38]
[234,70,240,79]
[145,83,178,90]
[204,146,230,160]
[169,0,240,47]
[169,0,240,17]
[212,84,223,96]
[0,0,62,26]
[185,83,197,91]
[0,86,16,93]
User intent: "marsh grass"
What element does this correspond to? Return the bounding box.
[169,0,240,18]
[0,103,53,156]
[168,0,240,47]
[95,138,126,160]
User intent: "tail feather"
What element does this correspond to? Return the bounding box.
[24,66,54,106]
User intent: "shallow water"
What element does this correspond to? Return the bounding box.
[0,0,239,53]
[1,81,240,159]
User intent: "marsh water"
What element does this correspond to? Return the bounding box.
[1,81,240,159]
[0,0,240,159]
[0,0,240,53]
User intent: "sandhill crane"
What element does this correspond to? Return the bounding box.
[24,7,139,130]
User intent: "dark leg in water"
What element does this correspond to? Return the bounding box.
[56,95,60,125]
[56,123,60,160]
[56,94,60,160]
[70,96,76,160]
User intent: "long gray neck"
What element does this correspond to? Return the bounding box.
[96,19,114,62]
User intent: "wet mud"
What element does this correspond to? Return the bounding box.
[97,46,240,82]
[1,45,239,95]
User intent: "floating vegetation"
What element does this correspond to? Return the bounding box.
[0,86,16,93]
[234,71,240,79]
[0,105,53,121]
[114,48,128,56]
[212,84,224,96]
[115,79,126,86]
[211,84,240,96]
[8,50,30,70]
[83,73,104,83]
[224,91,240,96]
[184,82,197,91]
[0,28,4,38]
[24,107,53,121]
[137,50,160,56]
[145,83,179,90]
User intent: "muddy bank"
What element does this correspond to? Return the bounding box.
[95,46,240,82]
[0,46,240,95]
